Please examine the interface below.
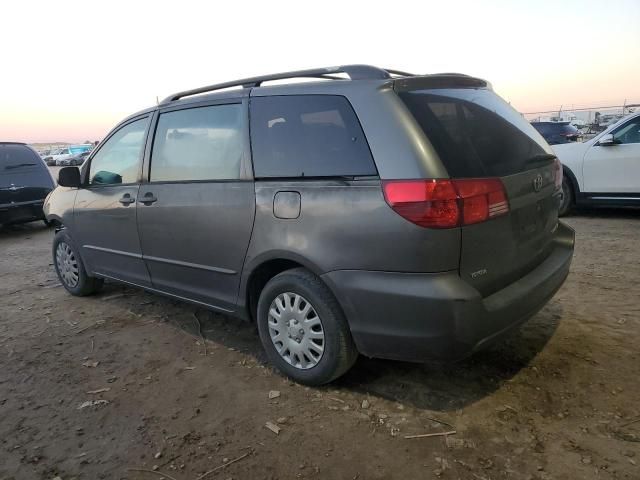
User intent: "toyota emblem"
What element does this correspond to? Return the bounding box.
[533,174,543,192]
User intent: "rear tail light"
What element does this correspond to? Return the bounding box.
[553,158,562,189]
[382,178,509,229]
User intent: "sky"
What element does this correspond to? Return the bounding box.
[1,0,639,143]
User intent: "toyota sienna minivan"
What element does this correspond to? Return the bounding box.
[45,65,574,385]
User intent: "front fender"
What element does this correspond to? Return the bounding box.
[44,187,78,229]
[562,165,580,197]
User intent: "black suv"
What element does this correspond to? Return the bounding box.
[531,121,581,145]
[1,142,55,227]
[45,65,574,384]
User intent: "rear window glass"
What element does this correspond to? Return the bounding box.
[0,144,42,174]
[399,89,552,178]
[533,123,578,135]
[250,95,377,178]
[531,123,550,135]
[559,124,579,134]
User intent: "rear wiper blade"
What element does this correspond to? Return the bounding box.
[525,153,556,164]
[5,162,37,169]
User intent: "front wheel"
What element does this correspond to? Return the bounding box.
[257,268,358,385]
[52,230,103,296]
[558,177,574,217]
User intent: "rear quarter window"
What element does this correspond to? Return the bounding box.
[250,95,377,178]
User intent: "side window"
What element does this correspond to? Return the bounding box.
[150,104,244,182]
[89,117,149,185]
[250,95,377,178]
[612,118,640,145]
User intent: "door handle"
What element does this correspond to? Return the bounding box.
[119,194,135,205]
[139,192,158,205]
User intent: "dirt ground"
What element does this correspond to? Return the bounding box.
[1,209,639,480]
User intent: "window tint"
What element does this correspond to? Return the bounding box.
[532,123,550,135]
[0,144,42,175]
[400,89,551,178]
[613,117,640,144]
[250,95,376,178]
[150,104,243,182]
[89,118,148,185]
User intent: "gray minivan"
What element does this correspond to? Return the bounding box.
[45,65,574,385]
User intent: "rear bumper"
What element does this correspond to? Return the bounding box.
[322,221,575,362]
[0,200,45,225]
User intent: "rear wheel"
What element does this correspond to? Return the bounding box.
[559,177,573,217]
[53,230,103,296]
[257,268,357,385]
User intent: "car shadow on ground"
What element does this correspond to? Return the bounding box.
[0,221,51,239]
[335,302,562,411]
[570,206,640,219]
[6,220,564,412]
[98,280,562,413]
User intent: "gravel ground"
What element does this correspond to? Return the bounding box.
[0,209,639,480]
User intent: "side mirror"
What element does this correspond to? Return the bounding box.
[597,133,616,146]
[58,166,81,187]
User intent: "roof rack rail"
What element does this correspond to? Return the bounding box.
[162,64,402,103]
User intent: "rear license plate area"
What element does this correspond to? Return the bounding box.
[514,200,547,240]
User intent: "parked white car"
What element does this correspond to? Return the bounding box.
[553,113,640,215]
[51,145,93,166]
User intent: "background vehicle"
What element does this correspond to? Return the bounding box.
[51,144,93,165]
[553,112,640,215]
[531,121,581,145]
[0,142,55,226]
[45,65,574,385]
[58,150,91,166]
[43,148,64,166]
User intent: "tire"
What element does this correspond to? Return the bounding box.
[52,230,103,296]
[257,268,358,385]
[559,177,573,217]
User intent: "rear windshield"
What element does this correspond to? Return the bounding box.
[0,144,43,175]
[533,123,579,135]
[399,89,553,178]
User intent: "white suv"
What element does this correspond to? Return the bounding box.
[553,113,640,215]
